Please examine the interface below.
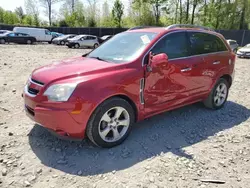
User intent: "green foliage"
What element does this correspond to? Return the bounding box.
[1,0,250,29]
[112,0,124,28]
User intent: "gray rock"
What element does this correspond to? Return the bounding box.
[8,132,13,136]
[169,177,174,182]
[2,168,7,176]
[24,181,31,187]
[149,176,155,183]
[77,170,82,175]
[56,148,61,152]
[12,89,16,93]
[37,168,42,174]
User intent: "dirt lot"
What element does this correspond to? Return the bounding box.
[0,44,250,188]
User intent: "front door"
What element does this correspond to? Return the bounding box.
[143,31,205,115]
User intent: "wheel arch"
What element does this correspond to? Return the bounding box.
[220,74,232,87]
[96,94,139,123]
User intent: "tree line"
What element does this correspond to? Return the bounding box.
[0,0,249,29]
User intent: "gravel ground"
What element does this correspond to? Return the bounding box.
[0,44,250,188]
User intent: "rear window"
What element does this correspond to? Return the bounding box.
[188,32,228,55]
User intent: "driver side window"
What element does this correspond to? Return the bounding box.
[151,32,189,60]
[45,30,51,35]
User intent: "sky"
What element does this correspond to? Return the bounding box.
[0,0,130,21]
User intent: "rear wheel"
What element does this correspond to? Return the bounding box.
[74,43,80,48]
[203,78,229,109]
[0,39,6,44]
[86,98,135,148]
[60,41,65,45]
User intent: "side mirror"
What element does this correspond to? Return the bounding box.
[147,53,168,72]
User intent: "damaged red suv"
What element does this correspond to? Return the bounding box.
[23,24,235,148]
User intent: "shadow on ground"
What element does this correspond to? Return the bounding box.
[28,101,250,176]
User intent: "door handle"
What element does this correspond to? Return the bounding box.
[213,61,220,65]
[181,67,192,72]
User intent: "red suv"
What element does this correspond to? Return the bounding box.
[23,25,235,148]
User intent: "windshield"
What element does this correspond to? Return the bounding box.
[87,32,157,63]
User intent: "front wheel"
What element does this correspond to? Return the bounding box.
[203,78,229,109]
[86,98,135,148]
[93,43,99,49]
[60,41,65,45]
[27,40,32,44]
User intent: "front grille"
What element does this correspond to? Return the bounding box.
[25,105,35,116]
[28,87,39,95]
[31,78,44,86]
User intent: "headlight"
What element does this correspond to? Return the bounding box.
[43,83,77,102]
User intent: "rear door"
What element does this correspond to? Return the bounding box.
[187,32,230,91]
[84,36,95,47]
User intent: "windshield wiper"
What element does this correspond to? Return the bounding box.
[89,56,107,62]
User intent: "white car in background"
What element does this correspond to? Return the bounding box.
[236,44,250,58]
[13,27,53,43]
[226,39,239,53]
[66,35,99,49]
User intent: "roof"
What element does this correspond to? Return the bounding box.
[127,24,218,35]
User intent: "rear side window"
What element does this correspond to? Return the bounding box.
[152,32,189,59]
[188,32,228,55]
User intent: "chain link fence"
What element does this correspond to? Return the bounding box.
[0,24,249,46]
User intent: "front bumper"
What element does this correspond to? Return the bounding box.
[237,52,250,58]
[66,42,76,47]
[23,89,86,139]
[52,40,60,45]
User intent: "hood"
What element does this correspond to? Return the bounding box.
[31,56,118,84]
[239,47,250,52]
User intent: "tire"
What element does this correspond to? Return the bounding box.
[203,78,229,110]
[86,97,135,148]
[26,40,32,44]
[74,43,80,48]
[93,43,99,49]
[0,39,6,44]
[60,41,65,45]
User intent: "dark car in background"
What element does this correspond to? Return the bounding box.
[98,35,113,44]
[0,32,36,44]
[52,34,77,45]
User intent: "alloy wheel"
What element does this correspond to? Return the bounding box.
[214,82,228,106]
[98,106,130,143]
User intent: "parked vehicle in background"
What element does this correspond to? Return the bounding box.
[0,32,36,44]
[66,35,99,49]
[13,27,53,43]
[226,39,239,53]
[0,30,11,34]
[99,35,113,44]
[236,44,250,58]
[52,34,76,45]
[23,24,235,148]
[51,32,64,38]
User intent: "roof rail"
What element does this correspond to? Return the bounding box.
[128,26,160,31]
[166,24,214,31]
